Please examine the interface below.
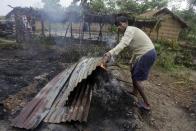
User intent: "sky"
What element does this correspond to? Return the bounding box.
[168,0,188,10]
[0,0,72,16]
[0,0,188,16]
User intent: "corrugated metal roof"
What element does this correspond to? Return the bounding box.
[12,57,104,129]
[44,58,101,123]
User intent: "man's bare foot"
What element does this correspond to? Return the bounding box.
[136,101,151,111]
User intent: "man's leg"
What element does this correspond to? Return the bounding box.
[133,80,150,110]
[132,84,138,96]
[131,49,156,110]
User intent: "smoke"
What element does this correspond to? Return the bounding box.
[40,0,86,45]
[41,0,65,22]
[64,4,83,22]
[41,0,85,23]
[104,34,117,48]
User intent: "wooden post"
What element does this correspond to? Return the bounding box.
[15,15,20,43]
[154,20,161,41]
[79,21,82,44]
[88,22,91,39]
[32,17,36,36]
[70,22,73,38]
[98,22,104,42]
[49,22,51,37]
[81,23,84,40]
[15,15,24,43]
[82,16,85,40]
[41,19,45,37]
[64,22,70,39]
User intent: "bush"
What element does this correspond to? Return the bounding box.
[175,50,193,68]
[155,40,194,70]
[156,50,177,71]
[179,29,196,45]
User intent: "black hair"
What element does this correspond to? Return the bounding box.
[115,16,128,26]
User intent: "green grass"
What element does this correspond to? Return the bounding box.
[0,38,16,43]
[0,37,21,49]
[0,16,5,20]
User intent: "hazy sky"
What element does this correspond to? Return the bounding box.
[0,0,72,16]
[168,0,188,10]
[0,0,188,16]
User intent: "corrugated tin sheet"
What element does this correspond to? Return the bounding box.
[12,57,104,129]
[44,80,93,123]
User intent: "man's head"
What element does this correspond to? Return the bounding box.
[115,16,128,33]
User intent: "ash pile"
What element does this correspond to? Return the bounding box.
[12,57,142,131]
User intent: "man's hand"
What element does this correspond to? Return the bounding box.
[101,52,111,67]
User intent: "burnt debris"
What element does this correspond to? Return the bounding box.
[11,57,105,129]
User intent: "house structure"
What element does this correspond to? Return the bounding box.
[137,8,188,41]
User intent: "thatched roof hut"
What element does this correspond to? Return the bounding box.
[138,8,188,41]
[6,7,42,20]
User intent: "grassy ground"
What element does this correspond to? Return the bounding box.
[0,38,20,49]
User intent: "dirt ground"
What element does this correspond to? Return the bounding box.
[0,41,195,131]
[139,68,196,131]
[108,64,196,131]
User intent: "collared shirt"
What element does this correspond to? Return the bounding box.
[109,26,155,64]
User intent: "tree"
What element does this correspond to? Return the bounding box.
[89,0,169,15]
[89,0,107,14]
[41,0,64,22]
[116,0,140,14]
[105,0,117,13]
[42,0,62,12]
[179,10,196,42]
[138,0,168,13]
[187,0,196,11]
[114,0,169,14]
[175,1,196,44]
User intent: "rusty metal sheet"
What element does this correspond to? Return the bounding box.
[46,80,93,123]
[12,57,104,129]
[65,82,93,122]
[44,57,102,123]
[12,64,77,129]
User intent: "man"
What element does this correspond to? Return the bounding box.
[102,16,157,111]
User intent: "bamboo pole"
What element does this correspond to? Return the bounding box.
[64,22,70,39]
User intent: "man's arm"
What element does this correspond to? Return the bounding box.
[109,28,134,56]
